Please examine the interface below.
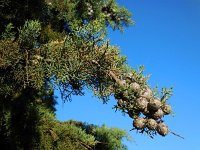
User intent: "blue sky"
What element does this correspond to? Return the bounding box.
[56,0,200,149]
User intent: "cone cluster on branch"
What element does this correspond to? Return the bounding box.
[113,72,172,136]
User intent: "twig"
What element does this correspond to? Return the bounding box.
[169,130,184,139]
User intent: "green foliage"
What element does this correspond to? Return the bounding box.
[1,23,16,40]
[161,87,173,103]
[18,20,41,49]
[93,125,130,150]
[67,121,131,150]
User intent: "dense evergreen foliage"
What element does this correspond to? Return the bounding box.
[0,0,173,149]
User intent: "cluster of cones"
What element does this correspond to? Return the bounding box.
[113,72,172,136]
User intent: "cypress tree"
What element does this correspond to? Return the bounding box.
[0,0,174,149]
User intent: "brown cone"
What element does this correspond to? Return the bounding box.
[152,108,164,120]
[136,97,148,110]
[146,119,158,130]
[133,117,146,129]
[157,123,169,136]
[148,99,162,111]
[162,104,172,115]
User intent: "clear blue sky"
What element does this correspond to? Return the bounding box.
[56,0,200,149]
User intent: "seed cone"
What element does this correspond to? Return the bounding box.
[136,97,148,110]
[133,117,146,129]
[152,108,164,120]
[141,87,152,99]
[148,99,162,111]
[162,104,172,115]
[146,119,158,130]
[157,123,169,136]
[130,82,140,91]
